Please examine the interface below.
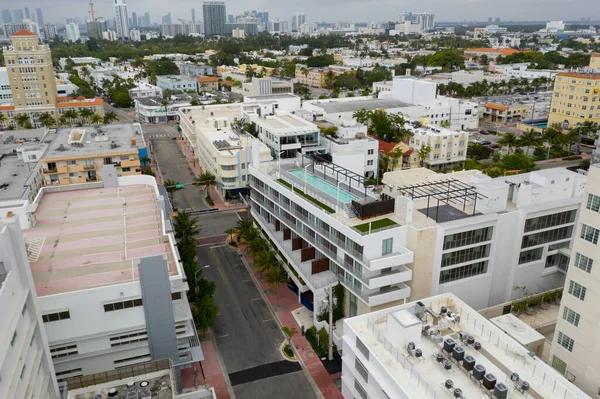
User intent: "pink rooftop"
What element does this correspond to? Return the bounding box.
[24,184,179,296]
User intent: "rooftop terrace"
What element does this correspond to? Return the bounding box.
[24,184,178,296]
[315,98,411,113]
[42,124,145,160]
[345,293,588,399]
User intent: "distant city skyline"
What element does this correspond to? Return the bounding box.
[2,1,599,26]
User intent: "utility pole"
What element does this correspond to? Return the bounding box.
[89,0,98,40]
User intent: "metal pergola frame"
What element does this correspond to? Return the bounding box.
[396,178,487,222]
[301,154,369,198]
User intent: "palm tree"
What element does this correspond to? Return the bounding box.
[282,326,296,346]
[173,211,200,242]
[14,113,31,129]
[63,109,79,126]
[79,108,94,125]
[38,112,55,128]
[164,179,182,205]
[255,249,278,277]
[139,156,151,165]
[224,227,236,242]
[497,132,519,154]
[0,113,7,128]
[389,148,401,171]
[90,113,103,126]
[247,237,268,254]
[265,266,287,304]
[418,145,432,167]
[196,171,217,198]
[58,115,69,127]
[103,111,118,124]
[518,129,543,156]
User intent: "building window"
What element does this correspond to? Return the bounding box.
[552,355,567,375]
[50,343,78,359]
[21,303,27,316]
[568,280,586,301]
[573,253,593,273]
[356,337,370,360]
[557,331,575,352]
[104,298,143,312]
[10,331,17,346]
[586,193,600,212]
[521,226,573,248]
[441,244,490,267]
[42,310,71,323]
[67,160,76,165]
[382,238,393,256]
[443,227,492,250]
[221,164,236,171]
[354,379,367,399]
[367,160,373,166]
[524,210,576,232]
[355,358,369,383]
[367,149,374,155]
[439,261,488,284]
[580,224,600,244]
[518,247,544,264]
[113,353,151,365]
[562,306,580,327]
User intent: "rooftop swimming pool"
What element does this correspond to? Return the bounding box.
[522,120,548,129]
[289,169,357,203]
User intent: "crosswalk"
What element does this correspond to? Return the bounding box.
[148,133,177,138]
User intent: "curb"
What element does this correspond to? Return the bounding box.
[236,248,325,399]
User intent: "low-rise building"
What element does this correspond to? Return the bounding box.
[482,102,531,123]
[196,76,219,92]
[463,47,521,62]
[590,54,600,70]
[294,67,344,88]
[0,67,13,104]
[40,124,146,186]
[240,77,294,97]
[341,293,588,399]
[243,93,302,112]
[156,75,198,93]
[0,214,61,399]
[135,95,210,123]
[128,81,163,99]
[178,62,214,76]
[178,104,273,200]
[407,121,468,170]
[548,71,600,129]
[24,176,201,384]
[0,128,51,229]
[58,57,102,70]
[244,104,324,158]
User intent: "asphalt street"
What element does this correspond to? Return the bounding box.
[145,126,209,211]
[194,210,245,238]
[197,244,317,399]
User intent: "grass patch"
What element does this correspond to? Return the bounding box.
[283,344,294,358]
[205,195,214,206]
[354,218,398,233]
[276,179,335,214]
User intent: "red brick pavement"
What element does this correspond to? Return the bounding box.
[238,243,343,399]
[180,335,231,399]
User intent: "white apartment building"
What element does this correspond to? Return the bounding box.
[244,103,324,159]
[178,104,272,200]
[0,215,60,399]
[239,77,293,97]
[249,154,587,329]
[550,164,600,397]
[408,122,468,170]
[341,293,588,399]
[65,23,80,42]
[317,120,379,178]
[243,93,301,112]
[23,176,202,386]
[0,66,13,103]
[304,76,479,131]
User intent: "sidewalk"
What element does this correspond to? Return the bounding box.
[180,333,231,399]
[237,242,343,399]
[534,152,590,165]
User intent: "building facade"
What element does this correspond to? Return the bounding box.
[291,12,305,32]
[203,1,226,36]
[548,72,600,129]
[156,75,198,93]
[0,215,60,399]
[196,76,219,92]
[482,102,530,123]
[114,0,130,39]
[550,164,600,396]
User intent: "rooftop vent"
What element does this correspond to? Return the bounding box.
[57,144,67,151]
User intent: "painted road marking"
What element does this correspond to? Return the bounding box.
[217,334,229,339]
[262,319,274,323]
[252,298,261,301]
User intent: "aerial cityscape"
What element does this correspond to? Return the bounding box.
[0,1,599,399]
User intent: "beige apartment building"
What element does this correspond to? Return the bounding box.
[0,30,104,129]
[548,71,600,129]
[482,102,530,123]
[295,68,344,88]
[550,163,600,396]
[40,124,143,186]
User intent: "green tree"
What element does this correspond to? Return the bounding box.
[0,113,7,128]
[38,112,55,128]
[196,171,217,199]
[518,129,544,156]
[467,143,493,160]
[194,278,218,334]
[139,156,151,165]
[164,179,182,205]
[320,126,338,137]
[497,132,519,154]
[282,326,296,345]
[103,111,118,124]
[79,107,94,124]
[265,266,287,303]
[113,91,134,108]
[255,249,278,277]
[90,113,103,125]
[418,145,432,167]
[499,153,536,171]
[15,114,32,129]
[63,109,79,126]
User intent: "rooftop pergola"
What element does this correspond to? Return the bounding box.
[396,178,487,222]
[301,153,369,199]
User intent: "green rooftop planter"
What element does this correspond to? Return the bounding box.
[354,218,398,233]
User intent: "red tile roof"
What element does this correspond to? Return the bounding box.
[11,29,37,37]
[464,48,521,56]
[56,98,104,108]
[197,76,218,83]
[557,72,600,79]
[378,141,397,154]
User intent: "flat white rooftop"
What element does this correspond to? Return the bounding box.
[344,293,588,399]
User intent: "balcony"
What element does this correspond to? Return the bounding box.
[369,246,414,270]
[86,176,98,182]
[59,177,70,185]
[364,265,412,291]
[43,165,68,174]
[340,273,411,307]
[76,177,86,184]
[281,142,302,151]
[121,159,141,168]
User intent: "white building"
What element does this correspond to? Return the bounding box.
[482,24,508,35]
[243,104,324,159]
[23,176,202,385]
[547,20,565,32]
[0,67,13,103]
[232,28,245,38]
[341,293,589,399]
[102,30,118,41]
[550,164,600,397]
[288,44,309,54]
[298,23,317,35]
[65,23,80,42]
[129,81,163,99]
[291,12,306,32]
[304,76,479,131]
[58,57,101,70]
[399,12,435,32]
[114,0,130,39]
[129,28,141,41]
[407,121,468,170]
[243,93,302,112]
[178,104,273,201]
[0,215,60,399]
[239,77,294,97]
[135,96,191,123]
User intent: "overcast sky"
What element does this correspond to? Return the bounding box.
[12,0,600,25]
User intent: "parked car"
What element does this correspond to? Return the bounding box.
[478,140,492,146]
[479,130,489,135]
[489,143,500,149]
